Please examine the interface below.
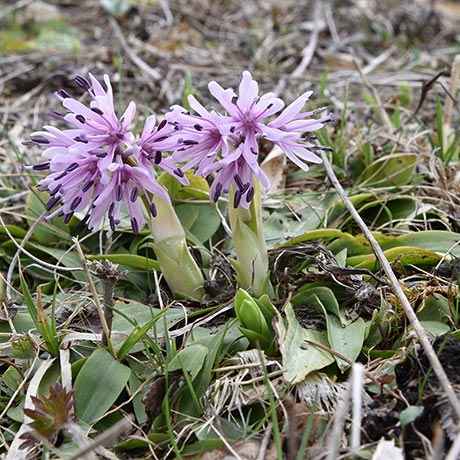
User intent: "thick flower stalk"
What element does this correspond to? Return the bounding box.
[167,71,333,296]
[25,74,204,300]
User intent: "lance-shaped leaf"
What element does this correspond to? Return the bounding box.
[274,303,334,383]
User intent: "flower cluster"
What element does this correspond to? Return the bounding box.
[25,74,187,233]
[166,70,333,208]
[27,71,332,230]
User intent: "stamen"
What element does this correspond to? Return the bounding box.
[30,136,50,144]
[49,110,64,120]
[50,184,62,196]
[45,196,60,211]
[74,135,88,143]
[156,136,169,142]
[150,202,157,217]
[116,185,123,201]
[130,186,139,202]
[246,186,255,202]
[212,182,223,202]
[233,190,242,208]
[154,151,162,164]
[63,212,74,224]
[58,89,71,99]
[70,196,82,211]
[82,180,94,192]
[183,139,199,145]
[91,107,104,115]
[231,96,238,104]
[174,168,184,178]
[109,216,116,231]
[32,162,51,171]
[234,174,244,190]
[75,114,86,124]
[131,217,139,234]
[157,119,167,131]
[53,171,68,181]
[66,163,79,172]
[75,75,91,91]
[194,124,203,131]
[116,132,124,140]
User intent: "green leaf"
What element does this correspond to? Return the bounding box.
[400,405,424,427]
[355,153,417,187]
[175,203,221,243]
[347,246,442,270]
[25,190,70,244]
[168,344,208,380]
[74,348,131,424]
[87,254,160,271]
[100,0,131,17]
[325,314,366,372]
[275,303,334,383]
[292,286,346,326]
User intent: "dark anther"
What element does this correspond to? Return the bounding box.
[31,136,50,144]
[267,103,273,109]
[174,168,184,177]
[150,202,157,217]
[116,185,123,201]
[53,171,68,181]
[156,136,168,142]
[74,135,88,144]
[231,96,238,105]
[234,174,244,190]
[154,151,162,164]
[116,132,124,140]
[91,107,104,116]
[233,190,242,208]
[246,186,255,202]
[194,124,203,131]
[131,217,139,234]
[230,126,236,133]
[50,184,62,196]
[212,183,223,202]
[75,114,86,124]
[66,163,79,172]
[45,196,60,211]
[109,216,116,232]
[75,75,91,91]
[75,213,90,230]
[183,139,199,145]
[63,212,74,224]
[70,196,82,211]
[49,110,64,120]
[82,180,94,192]
[250,147,258,155]
[108,202,115,217]
[130,186,139,202]
[32,162,51,171]
[157,119,167,131]
[58,89,71,99]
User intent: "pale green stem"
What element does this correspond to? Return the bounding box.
[147,196,205,300]
[228,180,269,297]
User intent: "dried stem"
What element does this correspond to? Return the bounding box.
[73,238,114,354]
[321,151,460,421]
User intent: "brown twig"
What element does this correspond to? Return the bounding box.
[320,151,460,421]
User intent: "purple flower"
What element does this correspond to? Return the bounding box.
[26,74,184,233]
[166,70,333,208]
